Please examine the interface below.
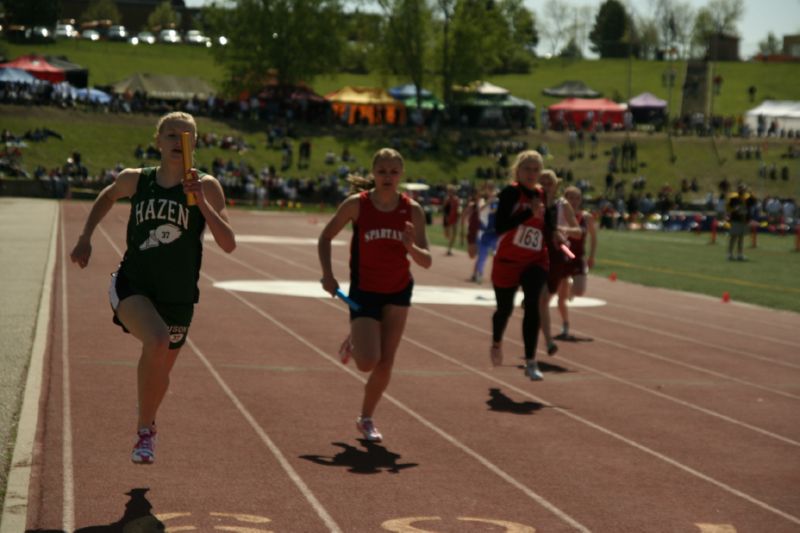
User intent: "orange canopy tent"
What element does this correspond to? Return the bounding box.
[0,55,65,83]
[325,86,406,125]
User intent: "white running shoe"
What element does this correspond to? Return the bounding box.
[338,334,353,365]
[525,360,544,381]
[356,416,383,442]
[131,426,156,464]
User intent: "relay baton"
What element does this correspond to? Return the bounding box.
[335,288,361,312]
[180,131,197,206]
[560,243,576,260]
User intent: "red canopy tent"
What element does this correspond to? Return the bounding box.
[548,98,626,129]
[0,55,65,83]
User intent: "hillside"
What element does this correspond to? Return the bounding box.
[2,40,800,202]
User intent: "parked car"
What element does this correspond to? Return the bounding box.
[131,31,156,45]
[25,26,54,43]
[158,28,181,44]
[81,29,100,41]
[107,25,128,41]
[55,23,78,39]
[184,29,210,47]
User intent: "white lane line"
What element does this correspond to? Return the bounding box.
[95,225,342,533]
[568,324,800,401]
[59,207,75,532]
[222,241,799,402]
[602,302,800,350]
[398,305,800,526]
[597,285,800,333]
[414,306,800,447]
[0,204,59,533]
[187,337,343,533]
[575,310,800,371]
[208,274,591,533]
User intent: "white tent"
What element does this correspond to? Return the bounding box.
[744,100,800,131]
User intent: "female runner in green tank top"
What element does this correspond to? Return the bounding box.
[70,111,236,464]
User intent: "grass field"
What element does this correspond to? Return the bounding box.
[425,222,800,313]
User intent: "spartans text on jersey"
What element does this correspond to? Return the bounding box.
[363,228,404,242]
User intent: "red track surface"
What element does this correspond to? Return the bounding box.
[19,202,800,532]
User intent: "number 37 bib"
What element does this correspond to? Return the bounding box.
[513,225,542,251]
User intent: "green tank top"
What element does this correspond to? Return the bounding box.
[120,167,206,304]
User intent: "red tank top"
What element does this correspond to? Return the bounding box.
[568,211,587,259]
[494,184,549,268]
[351,191,413,293]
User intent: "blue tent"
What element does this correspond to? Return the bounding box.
[0,67,39,84]
[75,87,111,104]
[388,83,433,100]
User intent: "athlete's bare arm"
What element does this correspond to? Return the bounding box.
[70,168,140,268]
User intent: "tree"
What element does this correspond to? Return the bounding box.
[588,0,630,58]
[434,0,457,107]
[375,0,432,107]
[207,0,344,95]
[705,0,744,35]
[540,0,571,57]
[558,37,583,59]
[80,0,121,24]
[650,0,695,59]
[758,32,781,56]
[3,0,60,26]
[447,0,504,86]
[690,7,715,57]
[147,1,179,30]
[497,0,537,71]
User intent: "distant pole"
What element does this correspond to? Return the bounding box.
[666,41,676,163]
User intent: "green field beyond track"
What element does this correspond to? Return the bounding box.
[427,224,800,313]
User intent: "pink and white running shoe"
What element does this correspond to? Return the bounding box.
[338,334,353,365]
[131,426,156,465]
[356,416,383,442]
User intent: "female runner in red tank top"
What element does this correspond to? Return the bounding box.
[318,148,432,442]
[490,150,555,381]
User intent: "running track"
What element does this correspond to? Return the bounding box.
[3,201,800,532]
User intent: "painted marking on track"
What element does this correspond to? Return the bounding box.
[59,207,75,533]
[695,524,737,533]
[381,516,536,532]
[204,234,345,246]
[212,280,606,308]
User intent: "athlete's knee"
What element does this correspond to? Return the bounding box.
[142,330,171,356]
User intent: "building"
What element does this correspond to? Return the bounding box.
[706,33,740,62]
[784,34,800,58]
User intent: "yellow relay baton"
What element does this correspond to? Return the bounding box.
[180,131,197,206]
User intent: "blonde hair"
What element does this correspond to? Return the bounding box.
[347,173,374,193]
[509,150,544,182]
[564,185,581,198]
[371,147,404,169]
[154,111,197,140]
[539,169,559,186]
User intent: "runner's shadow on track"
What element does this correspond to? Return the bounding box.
[27,488,163,533]
[300,441,418,474]
[553,333,593,342]
[487,388,545,415]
